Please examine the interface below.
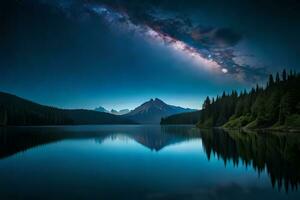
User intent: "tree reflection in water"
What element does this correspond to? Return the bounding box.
[199,129,300,192]
[0,126,299,193]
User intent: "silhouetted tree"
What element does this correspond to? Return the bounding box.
[197,69,300,128]
[202,96,211,109]
[268,74,274,87]
[282,69,287,81]
[163,69,299,128]
[275,72,280,83]
[0,92,136,126]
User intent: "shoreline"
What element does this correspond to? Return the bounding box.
[196,124,300,133]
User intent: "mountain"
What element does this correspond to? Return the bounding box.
[94,106,109,113]
[94,107,130,115]
[161,110,201,125]
[0,92,136,126]
[123,98,197,124]
[0,125,200,159]
[110,109,130,115]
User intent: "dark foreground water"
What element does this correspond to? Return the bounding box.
[0,125,300,200]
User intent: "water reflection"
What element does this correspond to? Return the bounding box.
[0,125,300,193]
[0,125,200,159]
[199,129,300,192]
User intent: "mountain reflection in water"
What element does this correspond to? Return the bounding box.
[0,125,299,193]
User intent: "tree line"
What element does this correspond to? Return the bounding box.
[0,92,136,126]
[198,69,300,129]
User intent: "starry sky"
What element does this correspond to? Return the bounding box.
[0,0,300,110]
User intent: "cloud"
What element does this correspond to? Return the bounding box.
[92,1,266,82]
[213,28,242,46]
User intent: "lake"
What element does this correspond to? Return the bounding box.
[0,125,299,200]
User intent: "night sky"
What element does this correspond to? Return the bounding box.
[1,0,300,110]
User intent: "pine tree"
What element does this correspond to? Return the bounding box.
[268,74,274,87]
[256,84,259,92]
[197,70,299,128]
[222,91,226,98]
[275,72,280,83]
[279,93,292,124]
[282,69,287,81]
[202,96,211,109]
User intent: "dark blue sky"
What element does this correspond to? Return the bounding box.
[0,0,299,110]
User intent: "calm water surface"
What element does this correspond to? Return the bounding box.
[0,125,299,200]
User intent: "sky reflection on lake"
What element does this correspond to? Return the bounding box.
[0,125,299,200]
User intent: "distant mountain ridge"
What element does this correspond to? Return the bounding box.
[0,92,197,125]
[0,92,136,126]
[94,107,130,115]
[94,106,109,113]
[123,98,197,124]
[110,109,130,115]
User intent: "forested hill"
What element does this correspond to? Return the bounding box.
[198,70,300,129]
[0,92,136,126]
[160,111,201,125]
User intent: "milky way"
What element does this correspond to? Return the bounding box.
[87,4,223,73]
[41,0,267,83]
